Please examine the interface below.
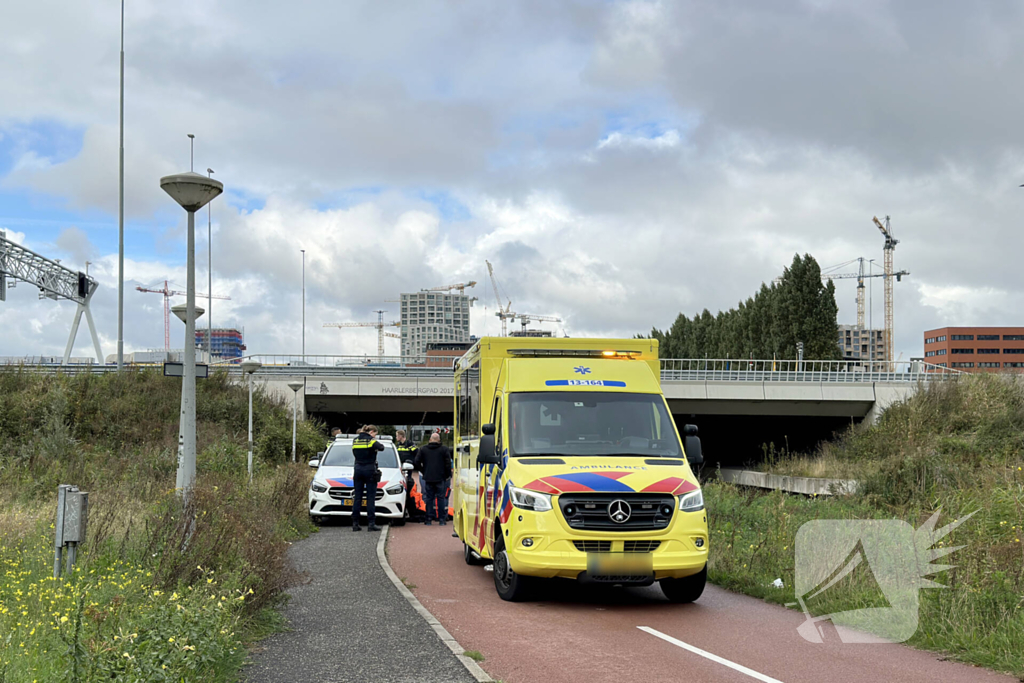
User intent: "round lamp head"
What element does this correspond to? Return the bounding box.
[171,303,204,322]
[240,360,262,375]
[287,381,304,392]
[160,172,224,212]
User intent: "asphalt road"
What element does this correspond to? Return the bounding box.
[388,522,1018,683]
[244,522,476,683]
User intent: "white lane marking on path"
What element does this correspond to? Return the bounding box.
[638,626,784,683]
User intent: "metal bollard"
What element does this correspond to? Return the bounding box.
[53,484,89,578]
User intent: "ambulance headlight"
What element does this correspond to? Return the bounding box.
[679,489,704,512]
[310,481,328,493]
[385,484,404,495]
[509,486,552,512]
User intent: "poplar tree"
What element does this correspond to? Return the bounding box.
[648,254,841,360]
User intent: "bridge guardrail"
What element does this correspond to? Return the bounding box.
[659,358,960,383]
[2,356,962,382]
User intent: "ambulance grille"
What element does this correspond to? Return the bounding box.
[559,493,675,531]
[623,540,661,553]
[573,540,612,553]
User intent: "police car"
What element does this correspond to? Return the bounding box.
[308,434,410,525]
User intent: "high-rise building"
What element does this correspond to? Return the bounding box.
[923,327,1024,372]
[837,324,887,363]
[195,328,246,361]
[399,291,472,358]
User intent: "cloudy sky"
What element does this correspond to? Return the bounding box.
[2,0,1022,362]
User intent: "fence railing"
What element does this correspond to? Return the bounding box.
[659,358,961,383]
[1,355,963,383]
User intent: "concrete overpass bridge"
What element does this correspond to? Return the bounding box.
[238,356,953,457]
[12,354,956,466]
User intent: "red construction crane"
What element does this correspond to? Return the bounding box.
[136,280,231,351]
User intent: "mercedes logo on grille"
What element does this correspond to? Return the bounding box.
[608,499,631,524]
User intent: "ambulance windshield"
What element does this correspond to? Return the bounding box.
[508,392,682,457]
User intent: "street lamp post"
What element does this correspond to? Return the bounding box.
[241,360,262,480]
[117,0,125,371]
[207,168,214,364]
[301,249,306,363]
[287,380,303,463]
[160,170,223,499]
[869,258,876,372]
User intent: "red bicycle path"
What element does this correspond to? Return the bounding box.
[387,523,1016,683]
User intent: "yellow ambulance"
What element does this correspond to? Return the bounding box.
[453,337,709,602]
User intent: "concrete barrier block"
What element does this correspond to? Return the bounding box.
[718,468,859,496]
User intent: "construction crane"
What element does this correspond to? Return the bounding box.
[324,310,400,360]
[136,280,231,352]
[821,257,908,329]
[872,215,900,365]
[512,312,563,333]
[427,281,477,294]
[485,260,515,336]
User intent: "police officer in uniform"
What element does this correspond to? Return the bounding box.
[351,425,384,532]
[395,429,418,464]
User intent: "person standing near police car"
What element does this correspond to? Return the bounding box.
[351,425,384,532]
[414,432,453,526]
[395,429,418,464]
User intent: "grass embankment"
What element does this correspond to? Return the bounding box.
[0,368,325,682]
[705,374,1024,676]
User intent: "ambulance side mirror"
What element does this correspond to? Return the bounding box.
[478,423,500,465]
[684,435,703,466]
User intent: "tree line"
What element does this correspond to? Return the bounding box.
[649,254,840,360]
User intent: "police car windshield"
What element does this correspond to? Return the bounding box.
[321,443,400,468]
[508,392,682,457]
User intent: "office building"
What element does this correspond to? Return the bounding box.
[923,327,1024,372]
[399,291,472,358]
[837,325,887,363]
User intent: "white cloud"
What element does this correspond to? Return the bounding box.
[4,1,1024,364]
[596,129,681,150]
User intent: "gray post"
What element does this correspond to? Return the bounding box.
[207,168,214,363]
[53,484,70,578]
[117,0,125,371]
[248,373,254,480]
[301,249,306,363]
[292,394,298,463]
[178,209,198,498]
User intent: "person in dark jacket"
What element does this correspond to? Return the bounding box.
[351,425,384,532]
[413,433,453,526]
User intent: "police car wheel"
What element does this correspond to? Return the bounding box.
[391,512,406,527]
[310,515,325,527]
[493,537,532,602]
[660,564,707,603]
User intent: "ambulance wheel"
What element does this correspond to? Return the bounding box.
[660,564,707,603]
[493,537,533,602]
[464,542,487,566]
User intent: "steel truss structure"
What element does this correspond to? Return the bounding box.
[0,230,103,364]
